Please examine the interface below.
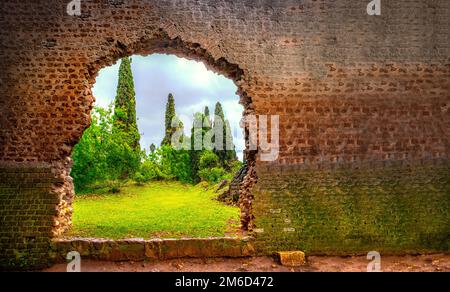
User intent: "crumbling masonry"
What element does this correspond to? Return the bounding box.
[0,0,449,269]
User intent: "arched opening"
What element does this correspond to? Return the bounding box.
[53,32,257,242]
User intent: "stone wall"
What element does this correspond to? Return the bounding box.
[0,0,449,269]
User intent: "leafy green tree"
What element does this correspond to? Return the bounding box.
[189,111,217,183]
[72,57,143,192]
[72,76,242,192]
[159,146,193,183]
[136,150,165,182]
[198,151,219,170]
[197,151,226,183]
[71,107,112,192]
[162,93,177,146]
[136,145,192,184]
[106,130,142,182]
[71,106,142,192]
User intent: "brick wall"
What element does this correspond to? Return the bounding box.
[0,164,61,270]
[0,0,449,269]
[253,161,450,255]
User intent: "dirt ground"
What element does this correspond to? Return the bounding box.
[44,254,450,272]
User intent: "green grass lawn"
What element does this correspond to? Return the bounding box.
[68,181,240,239]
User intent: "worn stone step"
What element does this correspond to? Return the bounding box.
[51,237,255,262]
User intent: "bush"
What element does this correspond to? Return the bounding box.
[159,146,193,183]
[198,151,219,170]
[134,172,146,186]
[198,167,227,184]
[140,156,166,182]
[110,186,121,194]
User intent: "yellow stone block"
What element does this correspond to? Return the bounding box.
[277,251,307,267]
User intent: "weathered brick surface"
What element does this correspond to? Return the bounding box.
[0,0,449,269]
[0,164,62,270]
[253,161,450,255]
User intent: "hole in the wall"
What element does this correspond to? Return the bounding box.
[53,33,258,242]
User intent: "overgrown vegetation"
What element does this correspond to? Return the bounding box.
[71,57,242,194]
[71,106,142,192]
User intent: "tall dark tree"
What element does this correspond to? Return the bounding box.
[162,93,177,146]
[213,102,225,154]
[189,112,213,183]
[172,115,186,148]
[204,106,212,130]
[214,102,225,123]
[213,102,237,167]
[150,143,156,154]
[112,57,141,151]
[224,119,237,161]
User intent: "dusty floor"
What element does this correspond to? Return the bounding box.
[44,254,450,272]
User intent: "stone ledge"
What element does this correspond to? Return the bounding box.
[50,237,255,262]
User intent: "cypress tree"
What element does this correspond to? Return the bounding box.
[172,115,186,148]
[224,119,237,161]
[189,112,205,183]
[112,56,141,150]
[162,93,176,146]
[204,106,212,130]
[214,102,225,122]
[213,102,237,167]
[150,143,156,154]
[111,57,142,180]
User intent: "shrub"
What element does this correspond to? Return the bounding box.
[198,167,227,184]
[158,146,193,183]
[134,172,146,186]
[140,157,165,181]
[198,151,220,170]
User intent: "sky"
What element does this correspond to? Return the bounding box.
[92,54,245,160]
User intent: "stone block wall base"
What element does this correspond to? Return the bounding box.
[51,237,255,262]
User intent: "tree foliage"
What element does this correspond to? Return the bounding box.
[71,107,142,193]
[136,146,192,183]
[111,57,142,179]
[113,57,141,151]
[71,58,242,193]
[162,93,176,146]
[213,102,238,168]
